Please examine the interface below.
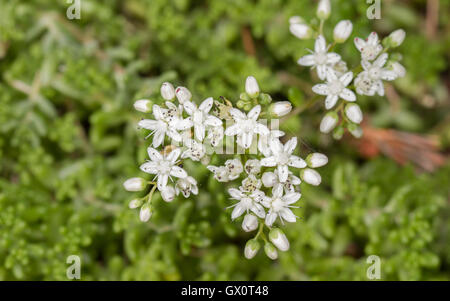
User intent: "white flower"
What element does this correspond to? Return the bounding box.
[354,32,383,61]
[312,68,356,109]
[242,214,259,232]
[161,186,176,202]
[258,129,285,157]
[183,97,222,141]
[133,99,152,113]
[289,23,312,40]
[228,187,266,219]
[123,177,147,192]
[139,204,152,222]
[245,76,260,97]
[207,125,224,147]
[297,35,341,80]
[300,168,322,186]
[333,20,353,43]
[345,103,363,124]
[224,158,244,180]
[389,29,405,47]
[317,0,331,20]
[260,137,306,183]
[356,53,397,96]
[161,82,175,100]
[306,153,328,168]
[225,105,269,149]
[264,242,278,260]
[241,174,262,193]
[261,169,301,193]
[320,112,339,133]
[207,165,231,182]
[269,228,290,251]
[244,159,261,175]
[138,103,192,148]
[140,147,188,190]
[261,185,300,226]
[175,86,192,104]
[181,138,206,161]
[270,101,292,117]
[175,176,198,198]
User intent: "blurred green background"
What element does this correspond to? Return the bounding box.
[0,0,449,280]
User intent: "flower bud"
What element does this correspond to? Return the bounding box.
[348,123,363,138]
[300,168,322,186]
[175,86,192,104]
[389,29,405,47]
[261,172,277,188]
[317,0,331,20]
[333,20,353,43]
[345,103,363,124]
[269,228,290,252]
[289,23,312,40]
[264,242,278,260]
[139,204,152,222]
[270,101,292,117]
[242,214,259,232]
[320,112,339,133]
[333,125,345,140]
[244,239,260,259]
[289,16,305,25]
[133,99,153,113]
[160,82,175,100]
[391,62,406,78]
[306,153,328,168]
[123,177,147,192]
[245,76,260,98]
[129,199,142,209]
[161,186,176,202]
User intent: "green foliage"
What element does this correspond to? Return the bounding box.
[0,0,448,280]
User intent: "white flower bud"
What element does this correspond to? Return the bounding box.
[301,168,322,186]
[244,239,260,259]
[128,199,142,209]
[345,103,363,124]
[320,112,339,133]
[289,16,305,25]
[161,186,176,202]
[289,23,312,40]
[242,214,259,232]
[139,204,152,222]
[133,99,152,113]
[391,62,406,78]
[270,101,292,117]
[175,86,192,104]
[123,177,147,192]
[306,153,328,168]
[261,172,277,188]
[160,82,175,100]
[348,124,363,138]
[245,76,260,98]
[317,0,331,20]
[269,228,290,252]
[264,242,278,260]
[389,29,405,47]
[333,20,353,43]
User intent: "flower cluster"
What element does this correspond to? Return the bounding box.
[289,0,406,139]
[206,77,328,260]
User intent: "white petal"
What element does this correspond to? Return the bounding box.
[297,54,315,66]
[317,64,327,80]
[205,115,222,127]
[340,71,354,86]
[269,138,283,155]
[228,188,243,200]
[167,128,182,142]
[283,192,301,205]
[374,53,388,68]
[199,97,213,113]
[315,35,326,52]
[183,101,197,115]
[325,94,339,109]
[248,105,261,120]
[139,162,158,174]
[339,89,356,102]
[283,137,297,154]
[280,208,297,223]
[224,123,240,136]
[326,52,341,64]
[251,203,266,218]
[381,70,397,81]
[231,203,246,220]
[229,108,246,120]
[241,132,253,149]
[326,67,338,82]
[170,166,188,178]
[194,124,205,141]
[367,32,379,45]
[260,156,277,167]
[153,130,165,147]
[265,212,277,227]
[354,37,366,51]
[288,155,307,168]
[376,80,385,96]
[277,165,289,183]
[166,148,181,162]
[138,119,158,130]
[272,184,284,198]
[157,174,168,190]
[147,147,163,161]
[255,123,269,135]
[312,84,329,95]
[152,105,163,120]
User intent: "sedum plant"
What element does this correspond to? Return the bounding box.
[289,0,407,139]
[124,76,328,259]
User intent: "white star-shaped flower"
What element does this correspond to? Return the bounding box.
[312,68,356,109]
[224,105,269,149]
[260,137,307,183]
[354,32,383,61]
[261,185,301,226]
[261,169,301,194]
[297,35,341,80]
[140,147,188,190]
[138,103,192,148]
[355,53,397,96]
[227,187,266,220]
[175,176,198,198]
[183,97,222,141]
[181,138,206,161]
